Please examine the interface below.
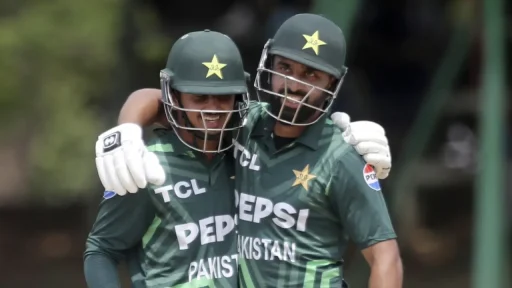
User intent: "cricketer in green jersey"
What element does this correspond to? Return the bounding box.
[93,14,398,288]
[232,14,402,287]
[84,30,250,288]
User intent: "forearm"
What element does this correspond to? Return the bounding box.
[84,253,121,288]
[118,88,166,127]
[368,258,403,288]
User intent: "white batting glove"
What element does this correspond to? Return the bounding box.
[331,112,392,179]
[95,123,166,196]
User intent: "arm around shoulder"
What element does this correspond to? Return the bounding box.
[118,88,168,127]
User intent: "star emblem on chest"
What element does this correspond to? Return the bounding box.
[292,164,316,191]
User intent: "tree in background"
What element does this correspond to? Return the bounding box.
[0,0,122,203]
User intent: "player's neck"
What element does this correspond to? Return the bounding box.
[273,111,321,138]
[179,129,219,153]
[273,122,306,138]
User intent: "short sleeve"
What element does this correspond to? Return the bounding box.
[329,148,396,249]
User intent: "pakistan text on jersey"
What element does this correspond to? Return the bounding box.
[237,191,310,231]
[176,214,236,250]
[233,140,260,171]
[238,235,297,262]
[188,254,238,282]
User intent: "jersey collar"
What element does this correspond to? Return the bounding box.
[150,128,229,168]
[296,114,329,150]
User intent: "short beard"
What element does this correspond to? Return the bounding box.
[269,90,326,125]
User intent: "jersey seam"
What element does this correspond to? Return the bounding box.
[358,232,398,250]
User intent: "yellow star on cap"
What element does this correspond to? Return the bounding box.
[302,31,327,55]
[202,54,227,79]
[292,164,317,191]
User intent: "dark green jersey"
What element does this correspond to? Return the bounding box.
[233,103,396,288]
[85,129,238,288]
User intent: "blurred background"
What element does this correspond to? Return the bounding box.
[0,0,510,287]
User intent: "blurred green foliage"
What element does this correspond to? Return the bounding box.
[133,5,170,64]
[0,0,123,201]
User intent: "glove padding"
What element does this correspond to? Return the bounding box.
[95,123,166,196]
[331,112,391,179]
